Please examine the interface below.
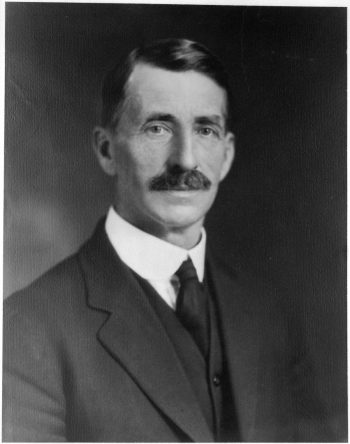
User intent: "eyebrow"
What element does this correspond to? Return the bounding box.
[195,115,224,129]
[145,113,177,124]
[145,113,225,128]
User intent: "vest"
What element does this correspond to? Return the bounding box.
[134,267,239,442]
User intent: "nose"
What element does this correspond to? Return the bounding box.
[168,130,197,171]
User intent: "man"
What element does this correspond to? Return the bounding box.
[3,38,335,442]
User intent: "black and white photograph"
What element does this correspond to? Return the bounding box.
[3,2,347,442]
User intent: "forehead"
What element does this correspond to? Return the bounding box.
[122,63,228,120]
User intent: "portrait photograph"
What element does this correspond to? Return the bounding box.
[3,2,347,442]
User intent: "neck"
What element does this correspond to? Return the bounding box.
[157,223,203,250]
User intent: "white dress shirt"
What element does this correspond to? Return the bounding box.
[105,206,206,310]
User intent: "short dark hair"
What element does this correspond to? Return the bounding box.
[101,38,233,130]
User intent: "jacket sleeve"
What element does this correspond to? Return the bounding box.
[3,295,67,442]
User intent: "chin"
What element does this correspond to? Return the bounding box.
[150,205,208,230]
[143,191,217,230]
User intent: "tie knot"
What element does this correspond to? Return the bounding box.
[175,258,199,284]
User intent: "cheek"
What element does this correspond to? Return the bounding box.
[198,148,227,180]
[114,138,168,183]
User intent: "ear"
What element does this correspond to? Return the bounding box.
[219,131,235,181]
[92,126,118,176]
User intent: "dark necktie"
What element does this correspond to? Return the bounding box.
[175,258,210,358]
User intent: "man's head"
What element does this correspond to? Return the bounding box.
[93,38,235,244]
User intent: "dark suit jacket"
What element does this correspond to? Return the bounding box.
[3,221,339,442]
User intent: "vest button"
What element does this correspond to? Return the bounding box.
[212,375,221,386]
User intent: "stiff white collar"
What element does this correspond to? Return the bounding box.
[105,206,206,282]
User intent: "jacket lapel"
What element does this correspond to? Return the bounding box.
[78,221,213,442]
[207,253,260,441]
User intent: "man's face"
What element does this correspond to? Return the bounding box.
[96,63,234,234]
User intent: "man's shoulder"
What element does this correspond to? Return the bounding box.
[208,247,295,332]
[5,219,108,317]
[4,252,85,321]
[209,248,280,305]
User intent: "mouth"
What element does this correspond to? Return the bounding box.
[155,189,207,202]
[152,185,205,192]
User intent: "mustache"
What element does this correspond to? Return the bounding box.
[149,168,212,191]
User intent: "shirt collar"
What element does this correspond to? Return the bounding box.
[105,206,206,282]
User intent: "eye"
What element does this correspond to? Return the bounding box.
[197,127,218,137]
[145,125,169,136]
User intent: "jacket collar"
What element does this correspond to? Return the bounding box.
[78,220,213,442]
